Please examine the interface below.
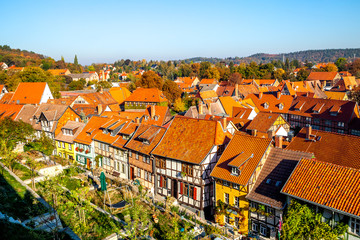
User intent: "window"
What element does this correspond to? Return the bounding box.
[129,150,132,157]
[233,184,239,190]
[137,168,141,177]
[264,102,269,109]
[59,152,62,157]
[266,206,275,216]
[182,163,193,176]
[338,122,345,127]
[234,196,239,208]
[231,167,239,175]
[324,127,331,132]
[58,141,61,147]
[136,152,139,160]
[62,142,65,148]
[156,159,166,169]
[146,156,150,164]
[145,171,148,181]
[279,103,284,110]
[313,118,320,124]
[350,217,360,235]
[260,225,267,236]
[223,181,229,187]
[337,129,344,134]
[69,144,72,151]
[224,193,229,204]
[325,120,332,126]
[275,181,282,187]
[225,215,230,224]
[106,145,109,152]
[252,222,258,232]
[122,164,125,173]
[306,117,311,122]
[235,217,240,228]
[250,202,258,209]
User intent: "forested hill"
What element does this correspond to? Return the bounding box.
[184,48,360,64]
[0,45,46,67]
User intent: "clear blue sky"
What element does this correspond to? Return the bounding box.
[1,0,360,65]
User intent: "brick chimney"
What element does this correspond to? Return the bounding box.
[97,104,103,114]
[235,84,239,98]
[221,117,227,129]
[275,135,283,148]
[150,105,156,118]
[277,91,281,100]
[135,117,140,123]
[199,103,203,115]
[259,92,263,99]
[306,125,312,139]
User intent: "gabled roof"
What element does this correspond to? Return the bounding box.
[325,91,347,100]
[210,132,272,186]
[47,69,70,76]
[109,87,131,104]
[54,121,86,143]
[10,82,47,104]
[199,90,218,100]
[152,116,230,164]
[242,79,279,86]
[246,148,313,209]
[216,85,235,97]
[247,93,294,114]
[288,96,357,123]
[287,128,360,169]
[199,78,217,85]
[331,76,358,92]
[47,96,76,105]
[237,85,259,98]
[143,105,170,126]
[232,107,253,119]
[246,112,285,133]
[0,92,14,104]
[281,158,360,217]
[74,116,110,145]
[124,124,166,155]
[218,97,242,116]
[307,71,339,81]
[0,104,24,120]
[124,88,168,103]
[92,116,132,145]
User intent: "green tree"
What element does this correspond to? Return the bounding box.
[173,98,186,112]
[68,80,85,90]
[335,57,347,71]
[95,81,112,91]
[282,200,347,240]
[0,117,34,151]
[26,157,41,190]
[199,62,211,78]
[229,72,242,85]
[296,69,310,81]
[74,55,78,66]
[349,87,360,104]
[24,132,55,157]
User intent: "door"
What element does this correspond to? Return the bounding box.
[130,167,134,180]
[172,179,178,199]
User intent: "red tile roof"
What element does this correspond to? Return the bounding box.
[74,116,110,145]
[288,96,357,123]
[287,128,360,169]
[210,132,272,186]
[281,158,360,217]
[152,116,230,164]
[10,82,47,104]
[246,93,294,114]
[246,112,286,133]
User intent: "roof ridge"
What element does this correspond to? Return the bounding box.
[302,157,360,172]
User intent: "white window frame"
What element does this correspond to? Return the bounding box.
[350,217,360,235]
[260,225,267,236]
[224,193,229,204]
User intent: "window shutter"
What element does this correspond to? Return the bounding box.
[180,182,183,194]
[160,176,163,188]
[193,186,197,200]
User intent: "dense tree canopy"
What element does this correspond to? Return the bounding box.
[162,80,182,103]
[0,117,34,152]
[136,71,163,89]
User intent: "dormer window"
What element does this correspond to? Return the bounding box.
[231,167,239,176]
[103,129,108,134]
[264,102,269,109]
[275,181,282,187]
[279,103,284,110]
[143,139,150,145]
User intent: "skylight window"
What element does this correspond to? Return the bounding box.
[266,179,271,184]
[275,181,282,187]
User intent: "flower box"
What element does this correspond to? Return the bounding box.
[85,150,89,154]
[75,147,79,151]
[79,149,84,152]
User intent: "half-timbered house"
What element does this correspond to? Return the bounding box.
[151,116,232,219]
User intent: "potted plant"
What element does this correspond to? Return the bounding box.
[250,207,257,212]
[85,150,89,154]
[75,147,79,151]
[79,148,84,152]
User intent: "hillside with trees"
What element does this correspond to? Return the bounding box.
[184,48,360,64]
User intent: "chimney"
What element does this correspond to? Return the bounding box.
[221,117,227,129]
[306,125,312,139]
[252,129,257,137]
[277,91,281,100]
[259,92,263,99]
[150,105,156,118]
[235,84,239,98]
[135,117,140,123]
[275,135,283,148]
[199,103,203,115]
[97,104,103,114]
[267,130,275,139]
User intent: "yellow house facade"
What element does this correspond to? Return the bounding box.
[211,132,272,236]
[54,121,86,162]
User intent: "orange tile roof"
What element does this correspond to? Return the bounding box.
[246,112,285,133]
[47,69,70,76]
[288,96,357,123]
[125,88,168,103]
[232,107,253,119]
[246,93,294,114]
[109,87,131,104]
[47,96,76,105]
[10,82,47,104]
[287,128,360,169]
[210,132,272,186]
[216,85,235,97]
[237,85,259,98]
[242,79,278,86]
[325,91,347,100]
[200,78,217,84]
[124,124,166,155]
[143,105,170,126]
[0,104,24,120]
[307,71,339,81]
[80,91,118,106]
[92,116,132,145]
[0,92,14,104]
[199,90,218,100]
[74,116,110,145]
[281,158,360,217]
[152,116,230,164]
[218,97,243,116]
